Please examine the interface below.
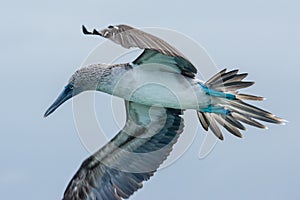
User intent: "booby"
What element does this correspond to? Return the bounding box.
[44,24,284,200]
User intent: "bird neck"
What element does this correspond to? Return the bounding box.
[96,63,132,95]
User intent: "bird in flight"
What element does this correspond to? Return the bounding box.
[44,24,284,200]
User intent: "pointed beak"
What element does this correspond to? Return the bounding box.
[44,85,73,117]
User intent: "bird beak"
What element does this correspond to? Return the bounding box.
[44,85,73,117]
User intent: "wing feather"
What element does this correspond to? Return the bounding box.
[62,101,184,200]
[82,24,197,78]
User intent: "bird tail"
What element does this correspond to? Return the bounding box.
[196,69,285,140]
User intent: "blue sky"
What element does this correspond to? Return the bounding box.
[0,0,299,199]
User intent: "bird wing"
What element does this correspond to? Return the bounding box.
[62,101,184,200]
[82,24,197,78]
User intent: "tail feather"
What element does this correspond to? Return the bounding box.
[197,69,285,140]
[203,113,224,140]
[228,100,283,124]
[213,114,242,138]
[231,112,265,129]
[229,100,271,116]
[209,69,239,86]
[235,93,265,101]
[212,73,248,88]
[197,111,209,131]
[205,68,227,84]
[222,73,248,84]
[220,81,255,92]
[224,115,245,130]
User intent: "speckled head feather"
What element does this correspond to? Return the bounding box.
[68,63,109,93]
[67,63,130,96]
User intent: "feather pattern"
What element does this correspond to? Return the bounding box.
[213,114,243,138]
[196,69,284,140]
[62,102,184,200]
[231,112,266,129]
[197,111,209,131]
[82,24,197,78]
[203,113,224,140]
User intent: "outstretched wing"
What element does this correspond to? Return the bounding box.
[82,24,197,78]
[62,101,184,200]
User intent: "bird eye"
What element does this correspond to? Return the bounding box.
[66,84,74,90]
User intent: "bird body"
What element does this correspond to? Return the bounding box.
[80,63,210,110]
[44,24,285,200]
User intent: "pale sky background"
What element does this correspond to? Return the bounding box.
[1,0,299,200]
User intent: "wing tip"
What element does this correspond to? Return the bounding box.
[82,25,91,35]
[82,25,103,36]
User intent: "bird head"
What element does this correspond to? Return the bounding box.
[44,64,108,117]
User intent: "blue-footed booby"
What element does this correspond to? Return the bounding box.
[44,24,284,200]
